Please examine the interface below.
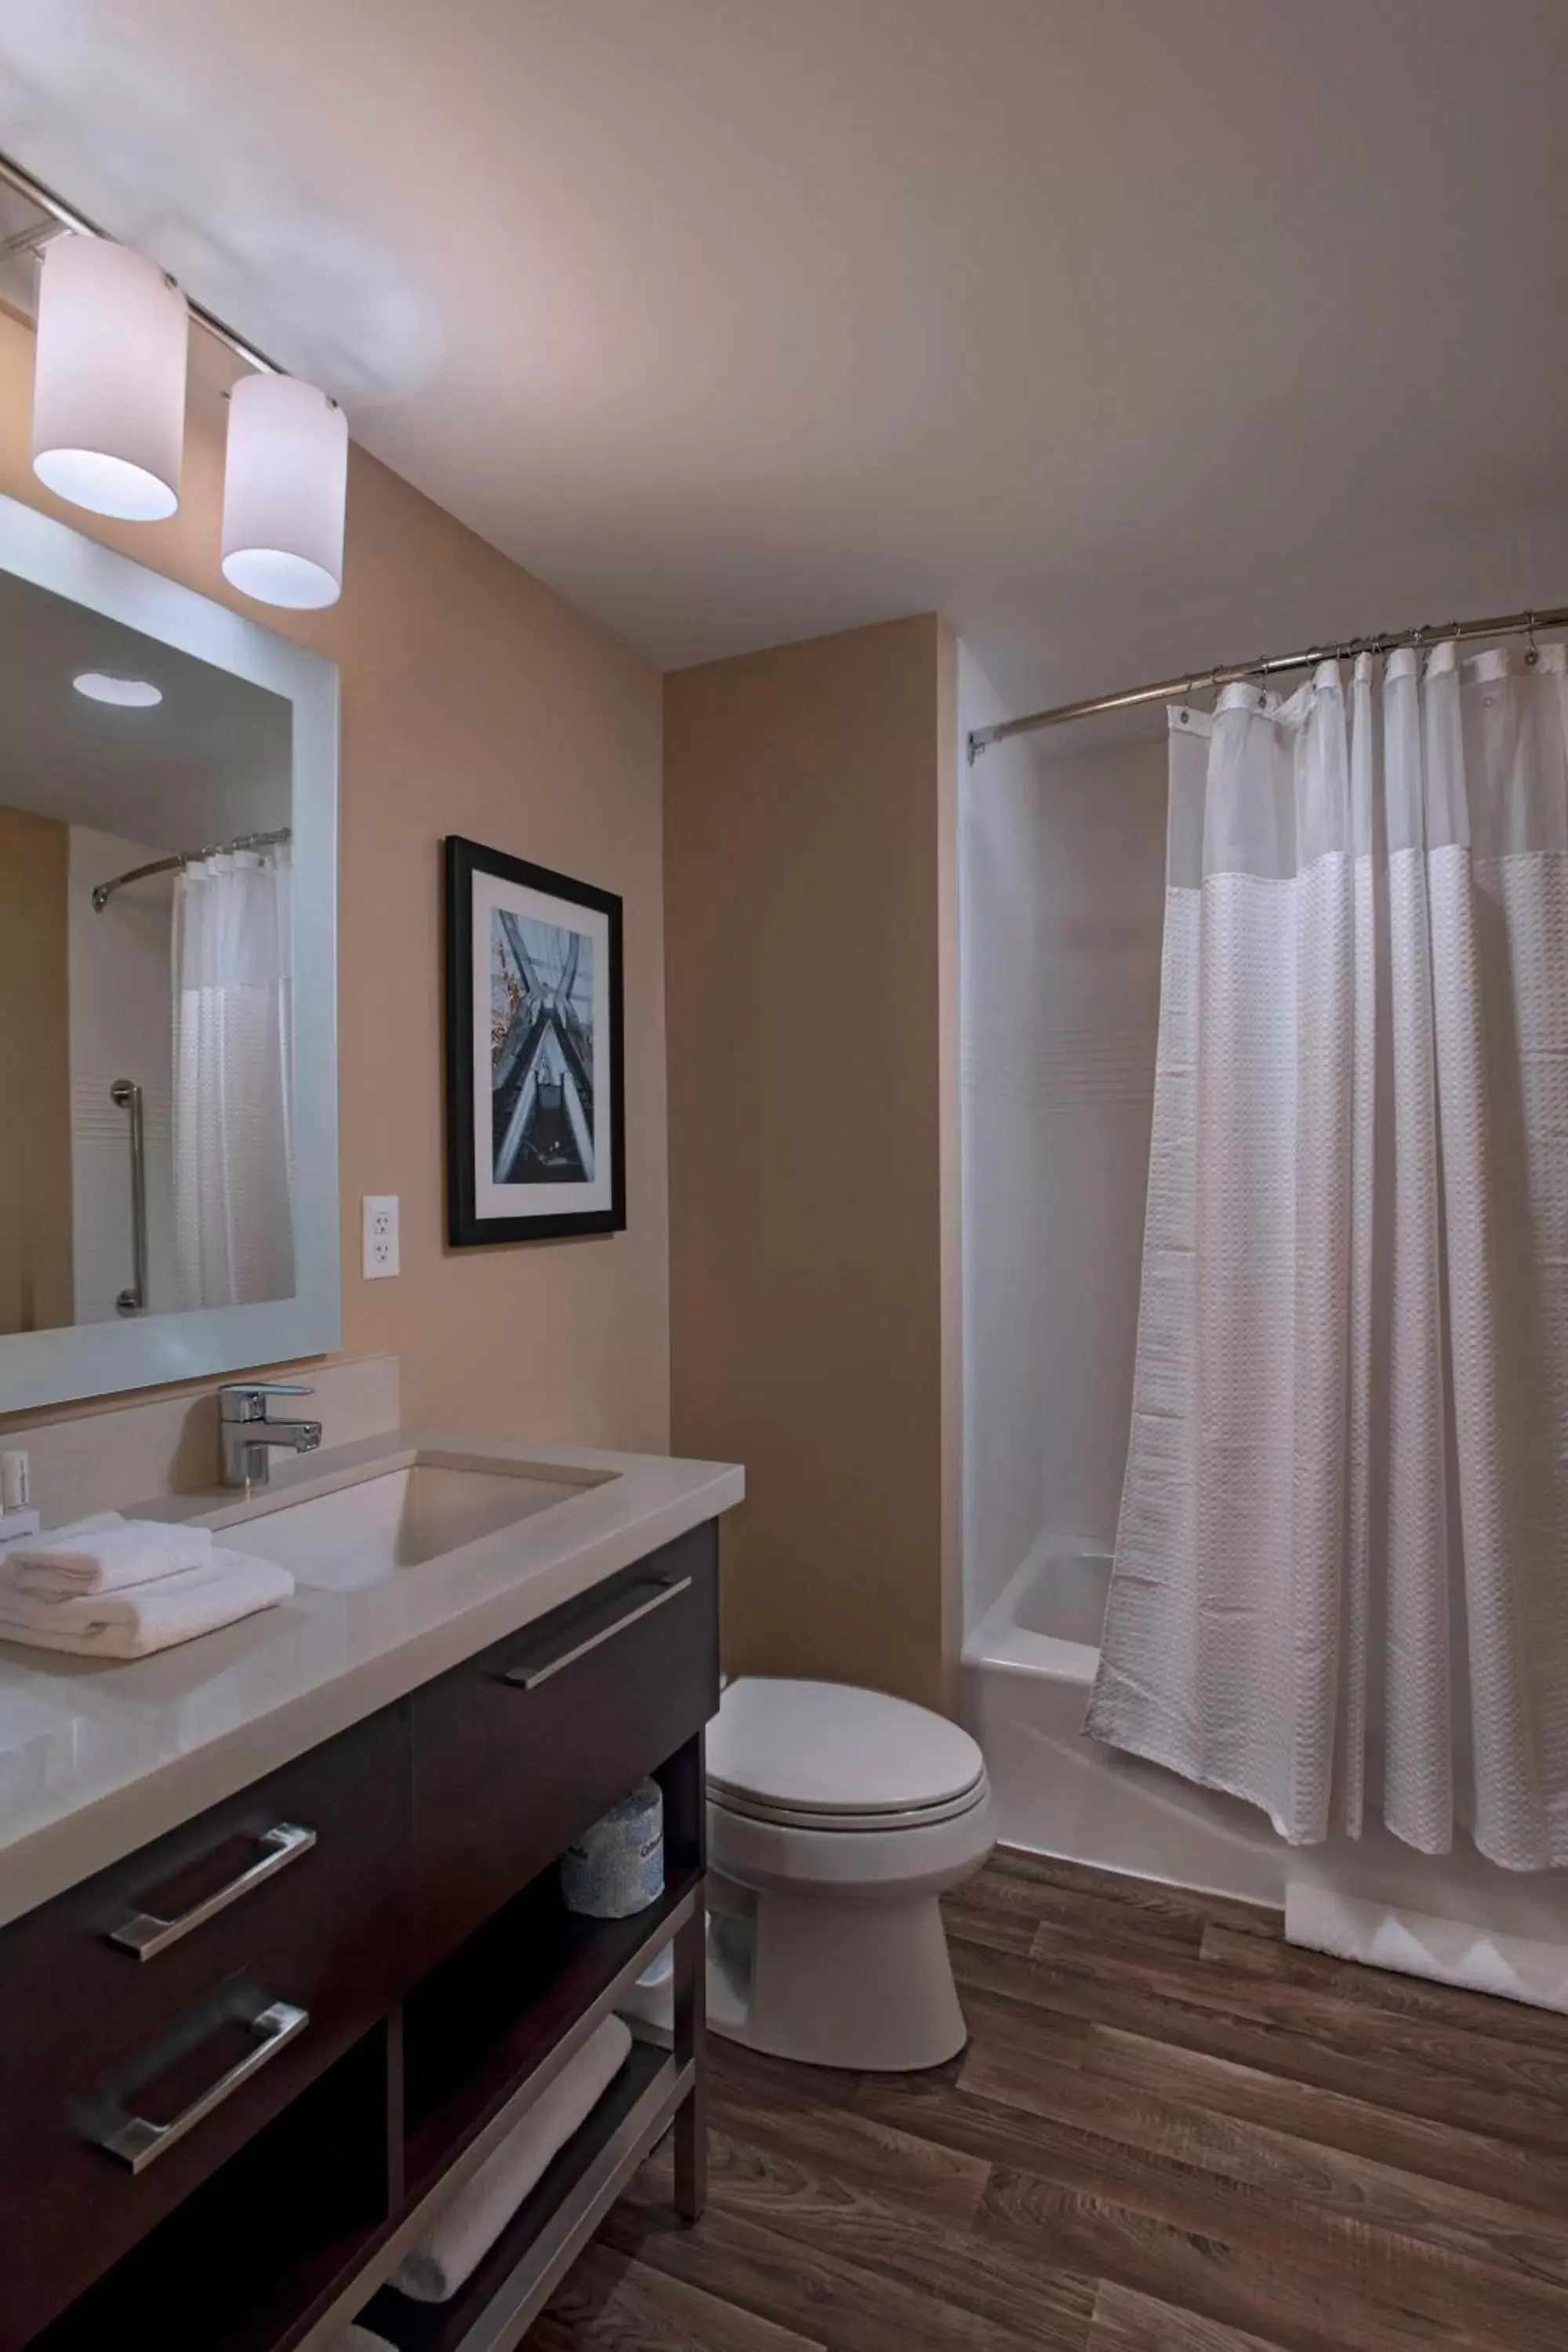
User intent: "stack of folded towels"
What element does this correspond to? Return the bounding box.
[0,1512,294,1659]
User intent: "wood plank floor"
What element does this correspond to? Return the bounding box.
[524,1851,1568,2352]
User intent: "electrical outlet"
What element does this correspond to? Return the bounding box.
[362,1196,400,1279]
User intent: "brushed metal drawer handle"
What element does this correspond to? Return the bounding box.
[89,1998,308,2174]
[107,1824,318,1960]
[503,1573,693,1690]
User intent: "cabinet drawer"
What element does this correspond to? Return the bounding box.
[410,1523,719,1967]
[0,1706,408,2347]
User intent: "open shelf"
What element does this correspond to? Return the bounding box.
[401,1861,700,2202]
[362,2041,686,2352]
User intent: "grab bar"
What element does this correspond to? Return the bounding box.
[111,1078,147,1316]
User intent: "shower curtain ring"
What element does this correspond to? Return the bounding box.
[1526,610,1540,666]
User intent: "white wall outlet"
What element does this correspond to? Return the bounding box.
[362,1196,400,1279]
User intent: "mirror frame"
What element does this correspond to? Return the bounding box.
[0,488,341,1414]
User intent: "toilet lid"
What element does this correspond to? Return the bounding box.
[707,1678,986,1820]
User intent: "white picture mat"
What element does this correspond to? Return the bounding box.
[470,869,614,1221]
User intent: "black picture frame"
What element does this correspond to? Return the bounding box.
[444,833,626,1246]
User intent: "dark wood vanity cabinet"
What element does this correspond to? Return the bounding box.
[0,1519,720,2352]
[0,1709,409,2346]
[411,1527,719,1969]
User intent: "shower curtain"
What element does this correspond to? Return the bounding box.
[1086,643,1568,1870]
[172,848,295,1310]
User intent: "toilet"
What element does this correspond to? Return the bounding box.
[704,1677,995,2071]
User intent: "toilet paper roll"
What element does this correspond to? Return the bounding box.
[561,1778,664,1918]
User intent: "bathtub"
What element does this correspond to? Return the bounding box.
[962,1539,1286,1907]
[964,1541,1568,1970]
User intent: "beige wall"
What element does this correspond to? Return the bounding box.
[0,804,72,1336]
[0,309,669,1452]
[665,616,960,1713]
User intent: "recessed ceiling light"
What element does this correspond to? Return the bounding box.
[73,671,163,708]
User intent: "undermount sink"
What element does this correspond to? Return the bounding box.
[223,1458,605,1590]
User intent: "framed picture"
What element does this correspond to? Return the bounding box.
[444,834,626,1246]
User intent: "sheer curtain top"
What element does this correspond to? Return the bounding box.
[1168,641,1568,886]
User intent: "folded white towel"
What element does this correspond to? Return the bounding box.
[0,1510,123,1557]
[0,1548,294,1659]
[392,2016,633,2303]
[8,1518,212,1597]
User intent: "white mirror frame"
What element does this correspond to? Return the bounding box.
[0,489,340,1414]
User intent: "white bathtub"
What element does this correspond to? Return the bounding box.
[964,1541,1568,1972]
[962,1540,1286,1907]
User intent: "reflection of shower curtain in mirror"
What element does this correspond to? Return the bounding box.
[172,850,294,1309]
[1087,645,1568,1869]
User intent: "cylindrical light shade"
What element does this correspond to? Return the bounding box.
[222,373,347,609]
[32,236,188,520]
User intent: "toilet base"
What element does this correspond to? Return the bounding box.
[706,1877,968,2071]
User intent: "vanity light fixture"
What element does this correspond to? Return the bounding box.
[31,235,189,521]
[2,145,350,606]
[72,671,164,708]
[221,373,347,610]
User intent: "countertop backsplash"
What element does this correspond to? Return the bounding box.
[0,1353,400,1527]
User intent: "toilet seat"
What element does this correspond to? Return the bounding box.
[708,1781,994,1898]
[707,1676,987,1827]
[709,1779,990,1833]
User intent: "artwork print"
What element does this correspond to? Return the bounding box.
[490,910,597,1185]
[445,837,625,1245]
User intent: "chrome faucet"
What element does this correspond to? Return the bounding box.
[218,1382,323,1491]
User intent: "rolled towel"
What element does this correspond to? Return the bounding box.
[393,2015,633,2303]
[8,1517,212,1598]
[616,1936,675,2032]
[0,1548,294,1660]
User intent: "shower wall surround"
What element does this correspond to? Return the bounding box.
[958,645,1165,1632]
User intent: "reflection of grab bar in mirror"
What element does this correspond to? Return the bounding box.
[111,1080,148,1316]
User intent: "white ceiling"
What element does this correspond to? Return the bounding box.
[0,1,1566,717]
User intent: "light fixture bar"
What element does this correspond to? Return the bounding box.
[0,143,284,378]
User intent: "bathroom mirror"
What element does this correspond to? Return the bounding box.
[0,491,339,1414]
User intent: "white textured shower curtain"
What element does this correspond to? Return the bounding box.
[172,849,295,1310]
[1086,643,1568,1870]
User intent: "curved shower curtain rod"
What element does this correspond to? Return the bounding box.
[968,600,1568,765]
[92,828,292,912]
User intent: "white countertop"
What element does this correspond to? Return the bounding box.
[0,1429,743,1927]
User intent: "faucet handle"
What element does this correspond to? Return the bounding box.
[218,1381,314,1422]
